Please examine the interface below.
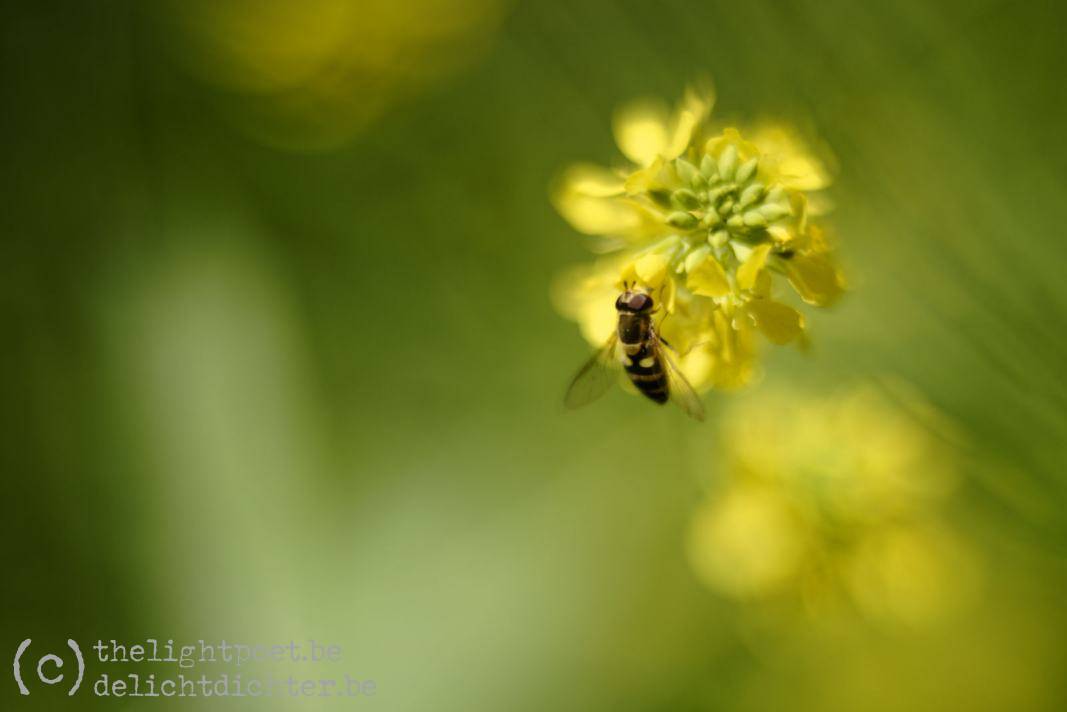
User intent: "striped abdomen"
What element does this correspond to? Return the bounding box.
[618,313,668,404]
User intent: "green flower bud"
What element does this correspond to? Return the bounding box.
[743,210,768,227]
[717,145,738,181]
[708,185,733,203]
[667,211,700,229]
[709,229,730,248]
[700,153,718,180]
[671,188,701,210]
[738,182,765,209]
[736,157,759,184]
[765,185,787,204]
[759,202,792,220]
[675,158,700,185]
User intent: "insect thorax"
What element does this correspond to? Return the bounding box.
[618,311,651,349]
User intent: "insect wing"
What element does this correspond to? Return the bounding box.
[658,341,706,421]
[564,332,621,410]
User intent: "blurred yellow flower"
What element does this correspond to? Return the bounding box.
[168,0,506,150]
[687,385,979,626]
[552,83,845,391]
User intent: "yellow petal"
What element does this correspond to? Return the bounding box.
[624,156,669,194]
[687,255,731,297]
[558,162,625,197]
[786,253,845,306]
[613,99,670,166]
[737,243,772,290]
[551,163,634,235]
[661,271,677,313]
[634,253,668,285]
[791,193,809,236]
[553,193,638,235]
[806,193,834,216]
[664,83,714,159]
[753,269,773,298]
[706,310,758,389]
[767,224,793,244]
[714,310,733,364]
[704,127,761,163]
[747,299,804,344]
[665,108,700,160]
[550,262,620,346]
[749,124,832,191]
[806,223,833,252]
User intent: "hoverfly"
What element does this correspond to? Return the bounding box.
[564,285,706,421]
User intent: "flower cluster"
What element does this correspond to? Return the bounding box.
[687,385,978,625]
[552,84,844,390]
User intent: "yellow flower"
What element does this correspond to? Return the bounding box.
[687,385,979,625]
[552,83,845,391]
[169,0,506,150]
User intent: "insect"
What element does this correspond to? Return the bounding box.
[564,285,706,421]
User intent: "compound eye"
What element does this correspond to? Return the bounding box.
[615,294,630,311]
[628,293,652,311]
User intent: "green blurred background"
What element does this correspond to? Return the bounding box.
[3,1,1067,710]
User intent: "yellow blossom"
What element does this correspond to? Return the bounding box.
[168,0,505,150]
[687,385,979,625]
[552,83,845,391]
